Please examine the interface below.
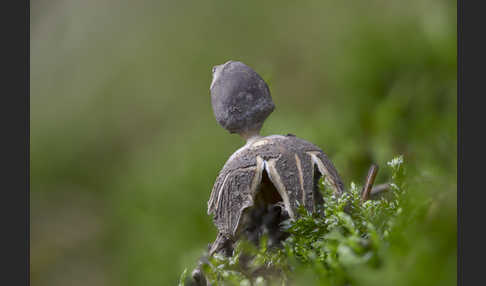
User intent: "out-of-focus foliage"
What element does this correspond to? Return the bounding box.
[31,0,456,285]
[181,156,455,286]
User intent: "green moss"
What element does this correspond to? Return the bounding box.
[183,156,455,286]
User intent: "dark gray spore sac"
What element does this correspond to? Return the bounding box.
[210,61,275,134]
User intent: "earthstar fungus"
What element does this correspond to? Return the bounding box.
[207,60,345,255]
[191,60,347,284]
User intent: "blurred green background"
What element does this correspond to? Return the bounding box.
[30,0,456,285]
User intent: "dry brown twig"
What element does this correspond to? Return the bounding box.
[361,164,379,202]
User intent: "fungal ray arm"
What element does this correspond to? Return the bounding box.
[207,171,231,215]
[232,156,265,236]
[264,158,295,219]
[306,151,344,195]
[294,153,306,210]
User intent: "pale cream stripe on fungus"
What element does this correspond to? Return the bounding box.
[264,158,295,219]
[207,172,232,215]
[306,151,341,195]
[232,156,265,236]
[294,153,306,208]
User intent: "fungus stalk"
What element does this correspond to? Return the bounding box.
[240,128,263,143]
